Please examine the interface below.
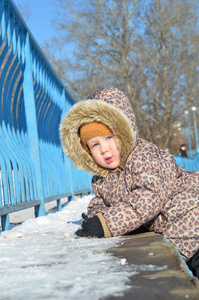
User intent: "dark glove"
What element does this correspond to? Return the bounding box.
[81,213,88,220]
[75,215,104,238]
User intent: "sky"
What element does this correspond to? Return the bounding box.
[12,0,55,47]
[0,195,168,299]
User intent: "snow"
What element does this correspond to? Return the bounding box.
[0,195,167,299]
[0,196,133,299]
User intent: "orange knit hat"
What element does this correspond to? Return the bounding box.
[80,121,113,152]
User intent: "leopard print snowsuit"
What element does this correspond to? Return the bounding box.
[60,87,199,261]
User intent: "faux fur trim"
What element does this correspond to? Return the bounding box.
[60,100,136,177]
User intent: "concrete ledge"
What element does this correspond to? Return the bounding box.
[106,232,199,300]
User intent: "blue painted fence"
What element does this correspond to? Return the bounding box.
[174,154,199,172]
[0,0,92,231]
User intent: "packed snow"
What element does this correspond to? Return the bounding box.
[0,195,167,299]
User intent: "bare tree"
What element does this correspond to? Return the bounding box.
[44,0,142,100]
[14,2,31,22]
[44,0,199,153]
[135,0,199,150]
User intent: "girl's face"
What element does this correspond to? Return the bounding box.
[87,135,120,169]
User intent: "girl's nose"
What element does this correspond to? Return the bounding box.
[100,141,109,153]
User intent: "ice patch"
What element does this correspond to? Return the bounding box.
[1,231,23,239]
[120,258,127,265]
[131,264,168,272]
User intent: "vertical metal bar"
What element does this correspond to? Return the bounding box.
[184,110,192,158]
[1,214,10,231]
[192,107,199,153]
[61,90,74,200]
[23,32,45,217]
[57,199,61,211]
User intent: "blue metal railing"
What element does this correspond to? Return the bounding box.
[174,154,199,172]
[0,0,92,230]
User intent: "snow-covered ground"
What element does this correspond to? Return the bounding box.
[0,196,133,299]
[0,196,167,299]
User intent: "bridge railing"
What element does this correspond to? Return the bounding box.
[174,154,199,172]
[0,0,92,231]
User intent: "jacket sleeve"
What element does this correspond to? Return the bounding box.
[87,174,143,237]
[88,148,180,237]
[87,195,108,216]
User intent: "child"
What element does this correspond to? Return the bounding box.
[60,87,199,278]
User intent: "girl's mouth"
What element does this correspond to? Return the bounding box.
[105,157,113,164]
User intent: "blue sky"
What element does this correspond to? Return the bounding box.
[13,0,55,47]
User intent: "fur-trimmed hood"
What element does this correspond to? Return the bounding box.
[60,87,139,177]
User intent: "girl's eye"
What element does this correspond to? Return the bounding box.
[92,143,99,148]
[106,136,113,141]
